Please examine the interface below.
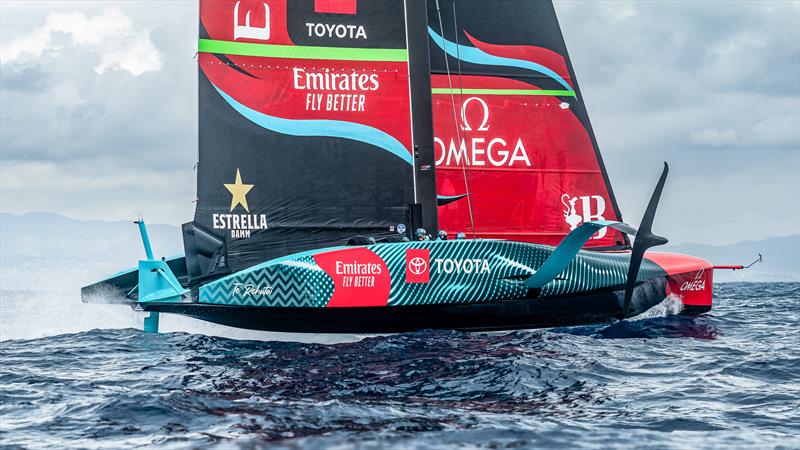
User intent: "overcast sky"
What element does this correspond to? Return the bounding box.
[1,1,798,245]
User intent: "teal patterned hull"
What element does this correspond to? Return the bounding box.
[198,240,665,308]
[83,237,714,332]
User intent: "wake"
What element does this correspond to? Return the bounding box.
[629,294,685,320]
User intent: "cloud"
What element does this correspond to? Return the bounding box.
[688,128,740,147]
[0,7,160,76]
[93,31,161,76]
[0,3,195,166]
[690,113,800,148]
[0,2,194,225]
[551,1,799,243]
[0,159,195,223]
[0,63,49,92]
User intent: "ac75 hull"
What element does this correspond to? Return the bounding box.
[142,279,685,333]
[81,239,714,333]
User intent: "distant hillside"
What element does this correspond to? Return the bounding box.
[0,212,797,289]
[0,212,183,290]
[663,235,799,282]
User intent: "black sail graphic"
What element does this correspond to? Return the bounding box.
[185,0,434,277]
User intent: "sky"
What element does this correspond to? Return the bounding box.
[0,0,798,245]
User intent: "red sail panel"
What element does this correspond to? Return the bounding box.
[198,54,413,154]
[428,0,627,248]
[314,0,357,15]
[433,75,625,247]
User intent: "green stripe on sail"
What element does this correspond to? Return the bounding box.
[198,39,408,62]
[431,87,576,97]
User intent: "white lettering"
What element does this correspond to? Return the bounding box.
[434,137,531,168]
[487,138,508,166]
[580,195,607,239]
[305,22,367,39]
[335,261,383,275]
[433,258,490,274]
[680,280,706,291]
[509,139,531,166]
[233,2,270,42]
[461,97,490,131]
[210,213,269,238]
[233,282,273,296]
[434,96,532,168]
[293,68,374,112]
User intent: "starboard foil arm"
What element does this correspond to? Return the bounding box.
[527,163,670,318]
[526,220,638,289]
[621,162,669,318]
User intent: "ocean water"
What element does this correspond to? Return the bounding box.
[1,283,798,449]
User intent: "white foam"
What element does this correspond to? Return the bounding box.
[0,289,363,344]
[629,294,685,321]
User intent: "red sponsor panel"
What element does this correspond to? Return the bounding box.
[199,54,413,155]
[314,247,390,307]
[432,75,624,247]
[201,0,292,45]
[199,0,412,156]
[315,0,357,14]
[405,248,431,283]
[645,252,713,307]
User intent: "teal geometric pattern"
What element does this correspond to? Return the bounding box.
[198,239,666,307]
[200,255,333,307]
[372,240,543,306]
[541,249,662,297]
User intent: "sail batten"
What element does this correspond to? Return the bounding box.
[432,88,576,97]
[198,38,410,61]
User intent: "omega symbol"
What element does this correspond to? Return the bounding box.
[460,96,490,131]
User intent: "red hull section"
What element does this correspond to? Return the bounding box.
[646,252,713,308]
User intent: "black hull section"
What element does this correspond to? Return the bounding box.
[680,305,713,316]
[146,279,667,334]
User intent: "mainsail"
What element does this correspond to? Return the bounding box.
[187,0,436,276]
[427,0,627,248]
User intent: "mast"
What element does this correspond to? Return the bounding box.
[405,0,438,234]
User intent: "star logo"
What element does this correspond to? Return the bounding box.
[224,168,254,212]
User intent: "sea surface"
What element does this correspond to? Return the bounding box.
[1,283,798,449]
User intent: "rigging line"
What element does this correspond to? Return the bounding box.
[435,0,476,238]
[452,1,476,239]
